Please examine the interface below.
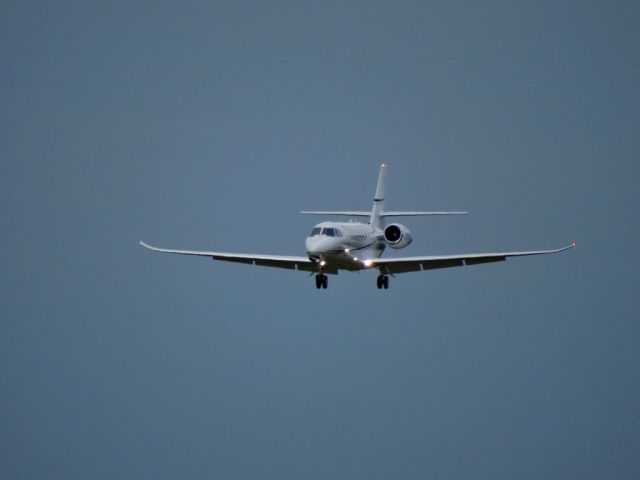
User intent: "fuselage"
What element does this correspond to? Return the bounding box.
[305,221,386,271]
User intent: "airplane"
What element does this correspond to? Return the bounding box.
[141,163,575,289]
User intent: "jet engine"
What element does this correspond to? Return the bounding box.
[384,223,412,249]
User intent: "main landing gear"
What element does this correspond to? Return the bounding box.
[315,274,328,289]
[376,275,389,289]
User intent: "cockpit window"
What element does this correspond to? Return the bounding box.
[311,227,343,237]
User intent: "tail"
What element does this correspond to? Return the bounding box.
[300,163,467,222]
[370,163,387,228]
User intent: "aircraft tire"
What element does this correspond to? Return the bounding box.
[383,276,389,289]
[322,275,328,289]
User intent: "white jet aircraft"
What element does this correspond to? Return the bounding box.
[141,164,575,289]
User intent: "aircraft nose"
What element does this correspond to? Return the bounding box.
[305,236,322,253]
[305,236,335,255]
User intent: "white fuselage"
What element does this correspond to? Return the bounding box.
[305,221,386,271]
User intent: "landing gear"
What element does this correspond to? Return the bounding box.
[376,275,389,289]
[315,274,328,289]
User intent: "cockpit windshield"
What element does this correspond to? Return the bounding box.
[324,228,343,237]
[309,227,343,238]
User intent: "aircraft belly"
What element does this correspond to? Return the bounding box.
[324,242,382,271]
[324,253,361,271]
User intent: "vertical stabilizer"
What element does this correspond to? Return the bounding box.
[370,163,386,228]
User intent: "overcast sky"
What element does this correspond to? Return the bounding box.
[2,1,639,479]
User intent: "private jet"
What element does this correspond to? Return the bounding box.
[141,164,575,289]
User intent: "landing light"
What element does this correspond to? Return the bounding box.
[344,248,350,253]
[363,259,373,267]
[320,260,326,267]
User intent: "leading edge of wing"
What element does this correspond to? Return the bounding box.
[369,241,576,273]
[140,241,315,270]
[374,242,577,263]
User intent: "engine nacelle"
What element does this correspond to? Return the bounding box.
[384,223,412,249]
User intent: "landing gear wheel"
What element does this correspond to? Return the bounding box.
[316,274,328,289]
[377,275,389,289]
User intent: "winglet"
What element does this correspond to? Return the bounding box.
[140,241,156,251]
[571,241,577,248]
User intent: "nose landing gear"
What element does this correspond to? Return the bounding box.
[315,274,328,289]
[376,275,389,289]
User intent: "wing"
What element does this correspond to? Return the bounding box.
[369,242,576,274]
[140,241,316,272]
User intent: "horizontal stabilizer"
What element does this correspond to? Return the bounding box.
[381,211,468,217]
[300,211,468,217]
[300,211,371,217]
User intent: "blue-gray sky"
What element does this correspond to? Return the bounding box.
[2,1,639,479]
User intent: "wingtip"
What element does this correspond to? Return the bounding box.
[571,241,577,248]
